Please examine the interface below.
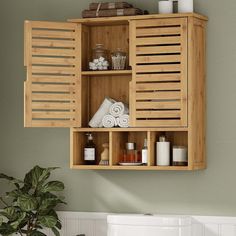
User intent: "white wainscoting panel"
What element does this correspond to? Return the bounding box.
[33,212,236,236]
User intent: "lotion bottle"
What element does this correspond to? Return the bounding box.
[156,135,170,166]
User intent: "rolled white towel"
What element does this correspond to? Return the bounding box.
[117,114,129,128]
[109,102,129,117]
[89,97,116,128]
[102,115,117,128]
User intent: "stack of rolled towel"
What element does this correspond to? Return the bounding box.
[89,97,129,128]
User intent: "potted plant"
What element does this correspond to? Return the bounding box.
[0,166,66,236]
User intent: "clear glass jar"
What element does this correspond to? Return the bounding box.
[111,48,127,70]
[89,44,109,71]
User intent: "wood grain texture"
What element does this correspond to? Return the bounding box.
[187,17,207,170]
[68,13,208,24]
[24,14,207,171]
[24,20,82,127]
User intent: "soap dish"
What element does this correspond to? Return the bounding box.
[119,162,143,166]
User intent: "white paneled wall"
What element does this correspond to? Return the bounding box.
[40,212,236,236]
[192,216,236,236]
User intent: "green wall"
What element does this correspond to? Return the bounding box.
[1,0,236,216]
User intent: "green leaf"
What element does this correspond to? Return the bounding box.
[29,230,47,236]
[39,198,63,215]
[0,207,18,221]
[6,189,22,199]
[55,220,62,230]
[52,227,60,236]
[24,166,44,189]
[0,173,23,189]
[10,212,27,229]
[41,181,64,193]
[0,223,16,235]
[38,215,57,228]
[38,167,59,184]
[17,194,38,211]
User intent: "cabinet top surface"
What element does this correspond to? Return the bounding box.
[68,12,208,25]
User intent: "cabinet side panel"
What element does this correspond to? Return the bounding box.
[188,17,207,169]
[24,21,32,127]
[129,20,137,126]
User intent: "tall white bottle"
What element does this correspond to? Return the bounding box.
[142,138,148,165]
[156,135,170,166]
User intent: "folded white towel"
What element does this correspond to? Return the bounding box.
[109,102,129,117]
[102,115,117,128]
[117,114,129,128]
[89,97,116,128]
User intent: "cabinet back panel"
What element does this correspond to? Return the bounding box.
[81,24,129,71]
[86,75,131,127]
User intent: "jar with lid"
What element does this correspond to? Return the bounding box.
[111,48,127,70]
[89,44,109,70]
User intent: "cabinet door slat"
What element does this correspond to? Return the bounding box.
[136,27,181,37]
[136,36,181,46]
[32,39,76,48]
[136,101,181,110]
[136,55,181,64]
[136,45,181,55]
[136,82,181,91]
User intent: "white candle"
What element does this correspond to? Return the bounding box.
[158,1,173,14]
[178,0,194,13]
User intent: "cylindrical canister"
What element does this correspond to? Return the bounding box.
[173,146,188,166]
[158,1,173,14]
[178,0,194,13]
[156,136,170,166]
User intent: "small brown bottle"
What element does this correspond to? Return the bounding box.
[84,133,96,165]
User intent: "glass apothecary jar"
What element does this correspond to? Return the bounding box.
[111,48,127,70]
[89,44,109,70]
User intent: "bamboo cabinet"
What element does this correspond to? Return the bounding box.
[24,13,207,170]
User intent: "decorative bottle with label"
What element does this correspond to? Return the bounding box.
[84,133,96,165]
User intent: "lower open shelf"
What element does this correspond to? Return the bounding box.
[70,127,205,171]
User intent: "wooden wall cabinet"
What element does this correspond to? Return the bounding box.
[24,13,207,171]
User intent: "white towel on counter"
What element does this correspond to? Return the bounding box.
[109,102,129,117]
[117,114,129,128]
[89,97,116,128]
[102,115,117,128]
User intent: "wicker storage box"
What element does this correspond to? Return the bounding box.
[82,8,143,18]
[89,2,133,10]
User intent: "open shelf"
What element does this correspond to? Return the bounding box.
[82,70,132,76]
[70,128,191,170]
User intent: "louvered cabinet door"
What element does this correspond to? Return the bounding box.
[24,21,81,127]
[130,18,187,127]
